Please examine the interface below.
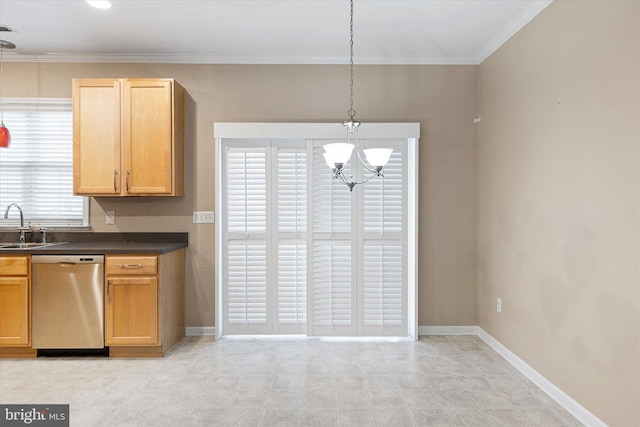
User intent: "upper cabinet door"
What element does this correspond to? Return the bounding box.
[73,79,122,195]
[122,79,173,195]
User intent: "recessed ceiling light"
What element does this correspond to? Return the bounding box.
[86,0,112,9]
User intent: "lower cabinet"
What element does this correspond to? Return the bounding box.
[105,249,184,357]
[0,256,36,357]
[106,276,158,346]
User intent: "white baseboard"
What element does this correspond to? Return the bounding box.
[417,325,606,427]
[185,326,216,337]
[476,328,606,427]
[418,325,479,335]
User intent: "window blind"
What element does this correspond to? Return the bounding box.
[0,98,87,227]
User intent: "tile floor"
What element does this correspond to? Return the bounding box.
[0,335,583,426]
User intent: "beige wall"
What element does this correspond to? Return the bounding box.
[478,1,640,426]
[5,63,478,329]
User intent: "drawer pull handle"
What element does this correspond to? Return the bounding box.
[126,170,130,192]
[117,264,143,269]
[113,169,118,192]
[107,279,112,303]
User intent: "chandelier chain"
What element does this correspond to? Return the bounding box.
[347,0,356,122]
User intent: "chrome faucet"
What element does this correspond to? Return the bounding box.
[3,203,30,243]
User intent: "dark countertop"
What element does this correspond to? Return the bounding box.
[0,232,188,255]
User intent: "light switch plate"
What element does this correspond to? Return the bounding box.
[193,211,214,224]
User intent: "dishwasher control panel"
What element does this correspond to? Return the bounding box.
[31,255,104,264]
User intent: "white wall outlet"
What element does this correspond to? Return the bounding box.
[193,211,215,224]
[497,297,502,313]
[106,211,115,225]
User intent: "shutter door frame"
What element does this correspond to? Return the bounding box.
[215,123,419,339]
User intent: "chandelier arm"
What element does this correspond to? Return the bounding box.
[337,168,383,189]
[359,171,383,185]
[336,170,354,186]
[354,148,379,174]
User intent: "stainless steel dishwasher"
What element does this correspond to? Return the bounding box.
[32,255,105,349]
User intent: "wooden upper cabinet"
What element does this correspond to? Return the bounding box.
[73,79,122,195]
[73,78,185,197]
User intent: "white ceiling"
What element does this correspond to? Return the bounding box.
[0,0,552,64]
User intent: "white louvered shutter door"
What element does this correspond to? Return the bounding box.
[224,146,269,334]
[308,141,355,336]
[361,142,406,336]
[222,135,409,338]
[275,147,307,333]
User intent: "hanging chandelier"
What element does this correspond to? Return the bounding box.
[322,0,392,191]
[0,35,15,149]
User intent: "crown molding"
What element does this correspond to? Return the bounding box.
[475,0,553,64]
[3,52,478,65]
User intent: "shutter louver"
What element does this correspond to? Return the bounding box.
[311,242,352,335]
[226,149,266,235]
[227,242,268,333]
[363,242,404,335]
[0,99,87,227]
[277,243,306,333]
[277,150,306,234]
[363,150,403,235]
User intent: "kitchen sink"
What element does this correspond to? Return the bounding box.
[0,242,67,249]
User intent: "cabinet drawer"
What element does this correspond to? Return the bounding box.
[0,257,29,276]
[106,256,157,275]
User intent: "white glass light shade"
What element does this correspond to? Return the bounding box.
[363,148,393,167]
[323,143,354,166]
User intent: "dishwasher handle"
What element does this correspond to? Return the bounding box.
[57,262,77,267]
